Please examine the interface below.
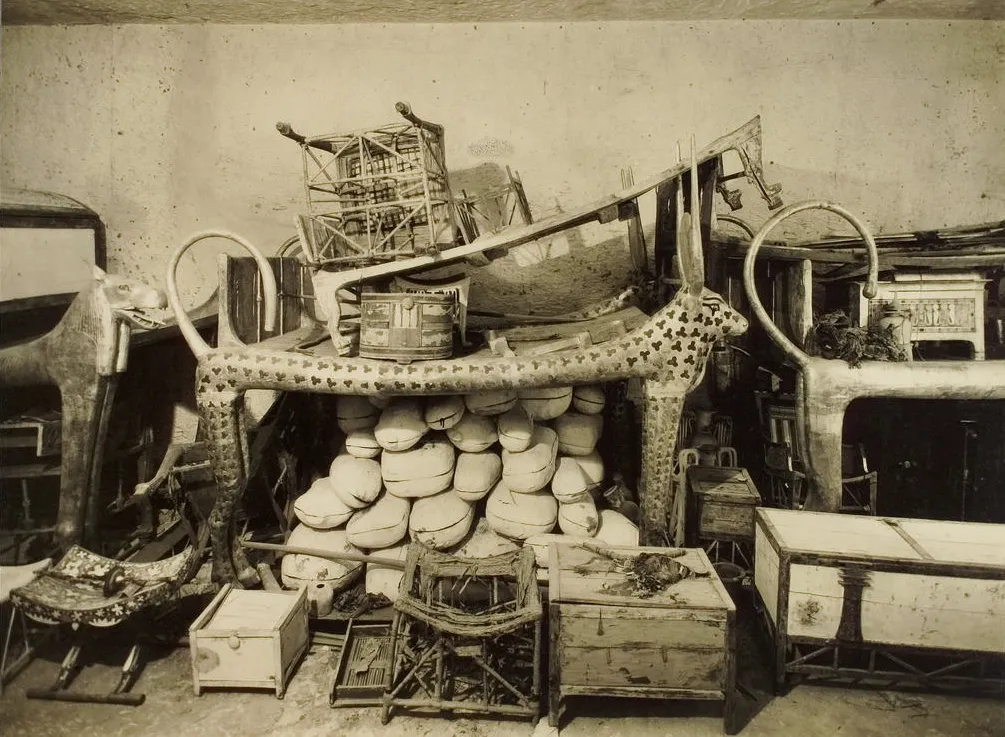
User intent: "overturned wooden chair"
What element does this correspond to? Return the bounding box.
[381,544,542,724]
[9,543,200,705]
[0,558,52,693]
[7,443,212,706]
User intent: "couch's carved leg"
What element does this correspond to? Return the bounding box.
[54,381,107,550]
[799,390,848,513]
[638,381,683,546]
[201,391,257,586]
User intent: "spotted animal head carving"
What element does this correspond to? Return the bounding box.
[700,287,748,339]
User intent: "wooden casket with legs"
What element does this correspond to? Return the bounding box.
[754,508,1005,693]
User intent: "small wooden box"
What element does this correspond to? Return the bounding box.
[189,584,309,698]
[755,509,1005,692]
[548,543,737,733]
[358,292,454,362]
[686,466,761,545]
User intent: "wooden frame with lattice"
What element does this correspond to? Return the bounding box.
[280,103,458,268]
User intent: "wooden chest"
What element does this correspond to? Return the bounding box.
[189,585,309,698]
[686,466,761,545]
[851,271,989,359]
[548,543,738,733]
[755,509,1005,692]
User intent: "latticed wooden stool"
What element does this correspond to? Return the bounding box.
[381,543,542,724]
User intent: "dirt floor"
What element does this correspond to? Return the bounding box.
[2,603,1003,737]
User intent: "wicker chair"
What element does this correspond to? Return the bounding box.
[381,543,542,724]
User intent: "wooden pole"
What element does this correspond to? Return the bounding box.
[239,539,407,570]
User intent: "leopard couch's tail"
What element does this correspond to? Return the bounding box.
[167,230,278,359]
[741,200,880,369]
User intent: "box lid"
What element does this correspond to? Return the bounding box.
[757,509,1005,569]
[687,466,759,499]
[897,518,1005,566]
[206,589,301,631]
[550,543,733,611]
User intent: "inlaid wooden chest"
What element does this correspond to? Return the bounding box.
[548,543,738,733]
[851,271,989,359]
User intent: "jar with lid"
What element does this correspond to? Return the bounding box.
[877,300,913,361]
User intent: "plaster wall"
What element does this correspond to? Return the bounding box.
[2,21,1003,313]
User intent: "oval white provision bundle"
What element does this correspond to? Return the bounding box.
[293,476,356,529]
[382,434,456,498]
[502,426,558,493]
[446,412,498,453]
[328,454,383,509]
[553,411,604,456]
[453,451,503,502]
[484,480,558,540]
[346,491,411,549]
[344,428,381,459]
[465,389,518,416]
[497,406,535,453]
[409,490,476,550]
[280,524,363,592]
[424,394,466,430]
[374,398,428,451]
[572,384,606,415]
[519,386,573,421]
[336,395,380,433]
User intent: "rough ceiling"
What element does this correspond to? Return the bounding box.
[3,0,1002,24]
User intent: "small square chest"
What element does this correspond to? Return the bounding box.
[548,543,738,733]
[686,466,761,545]
[189,584,309,698]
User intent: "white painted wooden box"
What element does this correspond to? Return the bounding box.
[754,509,1005,690]
[851,271,989,359]
[189,584,309,698]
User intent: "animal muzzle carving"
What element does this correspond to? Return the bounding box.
[701,289,748,338]
[103,273,169,330]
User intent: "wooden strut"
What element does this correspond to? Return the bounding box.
[240,539,407,571]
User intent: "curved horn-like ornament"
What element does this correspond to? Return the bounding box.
[742,200,880,369]
[167,230,278,359]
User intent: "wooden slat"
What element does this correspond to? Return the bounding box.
[754,524,780,626]
[882,519,934,560]
[0,462,61,479]
[559,606,725,650]
[897,518,1005,566]
[489,307,648,344]
[559,645,725,691]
